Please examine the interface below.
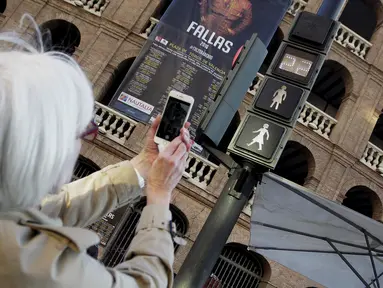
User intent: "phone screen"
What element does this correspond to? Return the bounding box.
[157,97,191,142]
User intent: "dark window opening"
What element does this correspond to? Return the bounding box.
[153,0,173,20]
[40,19,81,55]
[370,112,383,150]
[342,186,382,219]
[100,58,136,106]
[72,155,101,181]
[0,0,6,13]
[273,141,313,186]
[102,197,189,267]
[308,61,350,118]
[204,243,265,288]
[339,0,377,41]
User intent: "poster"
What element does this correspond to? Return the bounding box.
[109,0,292,138]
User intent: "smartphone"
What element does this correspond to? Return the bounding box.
[154,90,194,147]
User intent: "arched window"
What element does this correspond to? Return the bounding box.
[152,0,172,20]
[100,58,136,105]
[273,141,315,186]
[307,60,352,118]
[40,19,81,55]
[259,27,284,75]
[369,112,383,149]
[339,0,377,41]
[72,155,101,181]
[205,243,270,288]
[342,186,382,219]
[0,0,6,13]
[101,197,189,267]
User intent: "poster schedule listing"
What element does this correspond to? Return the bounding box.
[112,38,226,137]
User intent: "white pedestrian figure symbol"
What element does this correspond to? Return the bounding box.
[270,85,287,110]
[247,123,270,151]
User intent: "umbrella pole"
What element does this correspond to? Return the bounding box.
[173,162,264,288]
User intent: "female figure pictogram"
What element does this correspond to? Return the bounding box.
[247,123,270,151]
[270,85,287,111]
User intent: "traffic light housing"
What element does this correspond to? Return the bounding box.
[228,12,340,169]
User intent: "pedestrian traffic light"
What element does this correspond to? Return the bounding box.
[228,11,340,169]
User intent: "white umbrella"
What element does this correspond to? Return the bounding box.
[249,172,383,288]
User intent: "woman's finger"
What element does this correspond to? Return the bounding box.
[172,142,187,161]
[181,128,190,144]
[147,115,161,140]
[184,122,191,129]
[162,136,183,157]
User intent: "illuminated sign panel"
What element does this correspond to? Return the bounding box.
[278,54,313,77]
[270,44,324,88]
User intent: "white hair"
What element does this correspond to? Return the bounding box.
[0,15,94,210]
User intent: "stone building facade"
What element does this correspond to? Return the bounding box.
[2,0,383,287]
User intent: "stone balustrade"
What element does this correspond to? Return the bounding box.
[184,153,219,190]
[287,0,308,16]
[335,23,372,60]
[140,17,160,39]
[62,0,109,16]
[248,73,265,96]
[361,142,383,175]
[94,102,137,145]
[298,102,337,140]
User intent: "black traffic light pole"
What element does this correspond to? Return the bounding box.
[174,160,265,288]
[174,1,346,287]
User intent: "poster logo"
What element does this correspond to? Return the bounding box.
[118,92,154,115]
[155,36,169,46]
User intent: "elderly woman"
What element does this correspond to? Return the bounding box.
[0,18,191,287]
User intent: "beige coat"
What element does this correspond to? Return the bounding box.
[0,161,174,288]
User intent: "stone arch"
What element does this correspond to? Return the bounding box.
[342,185,383,220]
[0,0,6,13]
[99,57,136,105]
[39,19,81,55]
[339,0,379,41]
[273,141,316,186]
[307,60,353,118]
[259,27,284,75]
[205,243,271,288]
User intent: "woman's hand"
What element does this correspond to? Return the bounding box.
[146,136,190,206]
[131,116,191,179]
